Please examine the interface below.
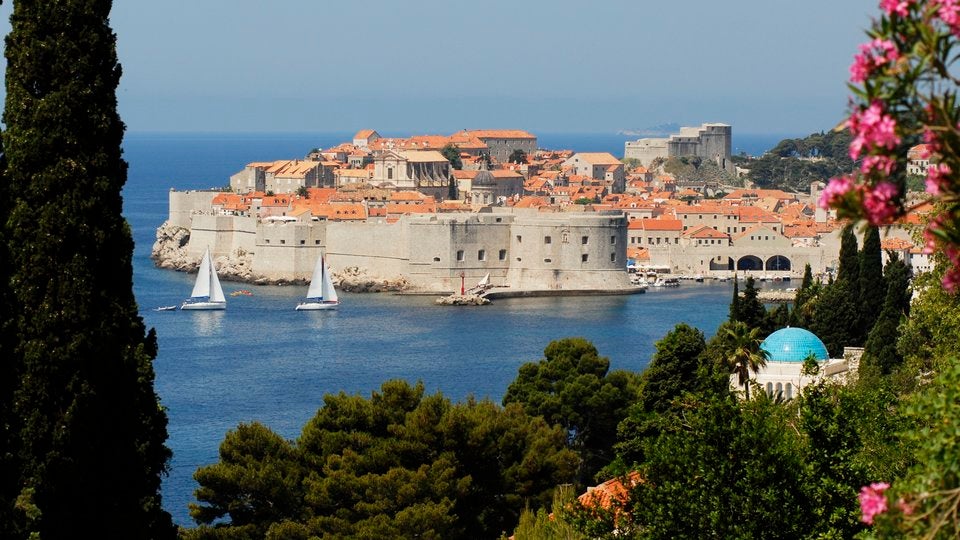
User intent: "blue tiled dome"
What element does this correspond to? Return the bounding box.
[760,327,829,362]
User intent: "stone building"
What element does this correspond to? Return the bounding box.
[561,152,626,193]
[744,327,860,399]
[624,123,734,174]
[371,150,452,199]
[463,129,537,163]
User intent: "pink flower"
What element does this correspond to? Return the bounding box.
[849,39,898,83]
[861,154,896,175]
[863,181,900,224]
[881,0,912,16]
[819,176,857,209]
[860,482,890,524]
[926,163,951,195]
[848,102,901,159]
[936,0,960,28]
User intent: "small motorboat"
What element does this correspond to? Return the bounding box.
[156,305,178,311]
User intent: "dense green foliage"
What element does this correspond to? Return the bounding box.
[744,130,854,192]
[441,143,463,170]
[862,255,910,376]
[625,391,812,539]
[1,1,174,537]
[187,380,577,539]
[508,149,527,164]
[858,226,885,339]
[616,324,708,466]
[503,338,639,485]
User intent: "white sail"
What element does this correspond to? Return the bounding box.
[191,248,212,298]
[209,256,226,303]
[182,247,226,310]
[321,260,338,303]
[305,256,325,299]
[477,273,490,288]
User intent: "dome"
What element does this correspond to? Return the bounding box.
[760,327,829,363]
[472,170,496,187]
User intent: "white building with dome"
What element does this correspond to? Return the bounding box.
[742,327,862,399]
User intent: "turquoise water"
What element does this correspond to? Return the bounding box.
[122,132,782,526]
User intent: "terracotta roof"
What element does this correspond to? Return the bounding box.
[578,472,642,514]
[686,225,730,239]
[572,152,622,165]
[880,237,914,251]
[353,129,376,139]
[467,129,536,139]
[400,150,449,163]
[629,218,683,231]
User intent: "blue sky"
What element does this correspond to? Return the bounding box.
[0,1,876,135]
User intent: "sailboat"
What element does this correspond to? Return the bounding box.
[295,256,339,311]
[181,247,226,310]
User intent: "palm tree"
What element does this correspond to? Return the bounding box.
[722,321,769,400]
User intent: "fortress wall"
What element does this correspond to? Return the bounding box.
[187,214,255,260]
[324,220,409,277]
[407,214,514,291]
[505,213,631,290]
[169,190,219,229]
[252,221,328,280]
[624,138,668,164]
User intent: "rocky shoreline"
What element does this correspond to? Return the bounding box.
[151,221,409,292]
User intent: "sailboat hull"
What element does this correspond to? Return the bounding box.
[181,301,226,311]
[295,301,339,311]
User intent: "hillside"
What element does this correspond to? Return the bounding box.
[739,129,855,192]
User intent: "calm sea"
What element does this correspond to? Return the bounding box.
[122,131,787,526]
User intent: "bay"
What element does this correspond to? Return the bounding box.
[122,131,784,526]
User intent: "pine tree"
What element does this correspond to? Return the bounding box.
[858,225,884,339]
[3,1,174,537]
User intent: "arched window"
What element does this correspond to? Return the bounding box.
[785,383,793,399]
[766,382,773,395]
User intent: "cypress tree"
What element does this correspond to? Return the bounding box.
[862,254,911,375]
[858,225,884,338]
[790,263,815,327]
[837,225,860,285]
[3,1,174,537]
[729,277,741,322]
[0,94,16,538]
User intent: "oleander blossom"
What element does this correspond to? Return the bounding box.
[848,102,901,159]
[863,181,900,224]
[926,163,951,195]
[850,38,901,83]
[819,176,858,209]
[881,0,912,16]
[935,0,960,35]
[860,482,890,525]
[861,154,896,175]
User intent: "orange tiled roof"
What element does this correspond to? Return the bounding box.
[881,237,914,250]
[354,129,376,139]
[629,218,683,231]
[467,129,536,139]
[686,225,730,239]
[578,472,641,511]
[573,152,622,165]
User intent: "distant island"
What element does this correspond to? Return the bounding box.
[617,123,682,137]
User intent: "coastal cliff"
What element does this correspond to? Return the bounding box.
[151,220,408,291]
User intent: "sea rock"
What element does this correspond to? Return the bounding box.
[334,266,409,293]
[152,221,193,271]
[435,294,490,306]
